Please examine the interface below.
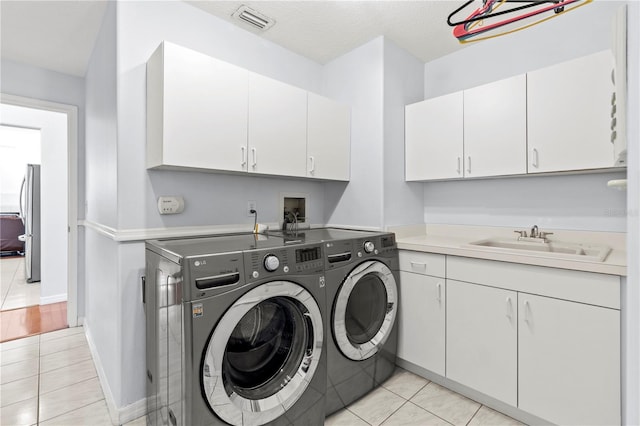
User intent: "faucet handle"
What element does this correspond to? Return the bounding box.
[514,230,527,238]
[539,231,554,240]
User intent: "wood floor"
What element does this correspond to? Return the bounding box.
[1,256,68,342]
[0,302,67,343]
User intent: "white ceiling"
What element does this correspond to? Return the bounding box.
[186,1,467,64]
[0,1,467,77]
[0,0,109,77]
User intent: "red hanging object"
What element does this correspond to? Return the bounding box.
[448,0,590,42]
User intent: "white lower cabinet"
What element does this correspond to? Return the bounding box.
[397,271,445,376]
[518,293,620,426]
[446,280,517,406]
[398,252,621,425]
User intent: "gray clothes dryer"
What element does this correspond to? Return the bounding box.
[145,234,327,426]
[323,231,399,415]
[270,229,400,416]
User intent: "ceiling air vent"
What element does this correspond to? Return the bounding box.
[232,5,276,31]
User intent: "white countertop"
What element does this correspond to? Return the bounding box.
[391,224,627,276]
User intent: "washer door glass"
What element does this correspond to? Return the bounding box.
[202,281,323,426]
[334,260,397,361]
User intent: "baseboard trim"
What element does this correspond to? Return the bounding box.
[118,398,147,424]
[395,358,548,426]
[39,293,67,305]
[83,319,119,425]
[83,320,147,424]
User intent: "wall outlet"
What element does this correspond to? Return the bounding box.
[247,200,257,216]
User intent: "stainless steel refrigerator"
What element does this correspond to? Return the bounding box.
[19,164,41,283]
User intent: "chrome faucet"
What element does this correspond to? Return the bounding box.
[530,225,539,238]
[514,225,553,242]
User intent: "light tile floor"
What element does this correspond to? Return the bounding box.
[1,326,524,426]
[1,257,40,311]
[0,326,143,426]
[326,369,525,426]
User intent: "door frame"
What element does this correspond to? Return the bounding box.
[1,93,79,327]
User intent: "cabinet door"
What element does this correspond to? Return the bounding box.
[405,92,463,181]
[248,73,307,177]
[397,272,445,375]
[519,293,620,425]
[447,280,517,405]
[307,93,350,181]
[464,74,527,177]
[527,50,615,173]
[148,42,249,171]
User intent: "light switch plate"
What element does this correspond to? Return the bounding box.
[157,196,185,215]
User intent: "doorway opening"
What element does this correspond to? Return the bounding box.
[0,95,78,342]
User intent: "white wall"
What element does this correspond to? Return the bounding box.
[85,0,118,228]
[382,39,424,227]
[0,125,41,213]
[83,0,123,410]
[623,2,640,424]
[83,0,330,413]
[425,1,621,97]
[423,172,627,231]
[322,37,385,229]
[1,53,86,315]
[115,0,325,231]
[1,59,86,221]
[1,104,68,304]
[422,1,627,232]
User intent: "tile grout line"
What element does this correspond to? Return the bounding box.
[381,379,430,401]
[37,373,98,397]
[377,398,410,426]
[465,404,483,426]
[405,400,456,426]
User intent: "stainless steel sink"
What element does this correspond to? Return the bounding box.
[466,238,611,262]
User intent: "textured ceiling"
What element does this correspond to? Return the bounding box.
[0,0,108,77]
[187,1,467,64]
[0,1,467,78]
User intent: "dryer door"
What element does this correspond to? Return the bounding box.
[333,260,397,361]
[202,281,323,426]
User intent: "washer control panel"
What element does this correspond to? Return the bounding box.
[246,244,324,279]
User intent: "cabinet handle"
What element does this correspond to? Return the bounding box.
[457,157,461,175]
[532,148,539,168]
[466,156,471,174]
[241,146,247,167]
[410,261,427,270]
[505,296,512,320]
[309,156,315,174]
[251,148,257,168]
[436,282,442,303]
[524,300,531,323]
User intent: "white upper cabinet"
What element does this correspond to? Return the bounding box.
[147,42,249,171]
[406,50,621,181]
[405,91,464,181]
[146,41,351,181]
[307,93,351,181]
[527,50,615,173]
[248,73,308,177]
[463,74,527,177]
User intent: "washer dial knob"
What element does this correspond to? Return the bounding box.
[264,255,280,272]
[363,241,375,253]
